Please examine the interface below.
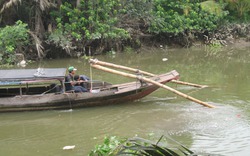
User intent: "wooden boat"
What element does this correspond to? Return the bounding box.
[0,68,179,112]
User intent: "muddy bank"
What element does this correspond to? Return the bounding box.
[139,23,250,50]
[26,23,250,61]
[205,23,250,47]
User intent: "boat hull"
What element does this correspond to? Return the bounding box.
[0,70,179,112]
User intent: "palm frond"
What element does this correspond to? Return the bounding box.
[0,0,21,13]
[89,135,218,156]
[152,144,179,156]
[200,0,224,16]
[114,136,192,156]
[28,30,45,58]
[38,0,56,11]
[163,135,194,155]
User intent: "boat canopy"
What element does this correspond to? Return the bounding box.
[0,68,66,85]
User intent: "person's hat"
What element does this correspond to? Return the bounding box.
[68,66,77,72]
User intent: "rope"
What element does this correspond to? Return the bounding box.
[89,63,93,92]
[41,84,60,95]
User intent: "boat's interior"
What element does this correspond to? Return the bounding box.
[0,81,113,97]
[0,85,56,97]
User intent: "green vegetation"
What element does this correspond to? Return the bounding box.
[150,0,227,34]
[224,0,250,21]
[48,1,130,56]
[0,0,249,65]
[88,135,201,156]
[88,136,124,156]
[0,21,29,65]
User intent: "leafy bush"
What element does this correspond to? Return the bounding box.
[149,0,228,34]
[88,136,126,156]
[48,1,130,55]
[0,20,29,65]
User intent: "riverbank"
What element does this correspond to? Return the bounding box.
[139,23,250,50]
[228,38,250,48]
[202,23,250,48]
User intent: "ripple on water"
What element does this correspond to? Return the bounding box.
[182,103,250,155]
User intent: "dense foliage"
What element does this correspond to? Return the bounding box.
[0,20,29,65]
[150,0,226,34]
[48,1,130,56]
[0,0,249,65]
[225,0,250,21]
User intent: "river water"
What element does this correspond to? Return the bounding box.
[0,46,250,156]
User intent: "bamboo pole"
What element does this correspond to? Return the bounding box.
[89,59,207,88]
[89,59,155,76]
[90,64,215,108]
[170,80,208,88]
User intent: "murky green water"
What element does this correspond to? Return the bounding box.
[1,46,250,155]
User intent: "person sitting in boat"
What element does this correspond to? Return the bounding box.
[74,74,90,89]
[74,74,90,82]
[65,66,88,92]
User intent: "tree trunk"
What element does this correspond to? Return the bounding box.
[76,0,81,7]
[35,2,45,38]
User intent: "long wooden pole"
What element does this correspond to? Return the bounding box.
[90,64,215,108]
[89,59,207,88]
[90,59,155,76]
[170,80,208,88]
